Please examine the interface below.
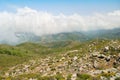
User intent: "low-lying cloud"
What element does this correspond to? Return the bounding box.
[0,7,120,43]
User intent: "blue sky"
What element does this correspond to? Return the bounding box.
[0,0,120,15]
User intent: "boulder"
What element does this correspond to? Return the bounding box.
[73,56,78,61]
[98,54,106,59]
[104,46,109,52]
[93,60,99,69]
[105,56,111,62]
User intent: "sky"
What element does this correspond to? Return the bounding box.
[0,0,120,15]
[0,0,120,43]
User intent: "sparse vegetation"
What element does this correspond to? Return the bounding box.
[0,39,120,79]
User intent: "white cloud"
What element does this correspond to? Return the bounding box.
[108,10,120,16]
[0,7,120,43]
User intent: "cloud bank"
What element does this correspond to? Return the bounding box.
[0,7,120,43]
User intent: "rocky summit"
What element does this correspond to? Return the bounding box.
[0,39,120,80]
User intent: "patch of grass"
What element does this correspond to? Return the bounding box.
[9,73,65,80]
[67,74,72,80]
[96,72,115,79]
[76,73,93,80]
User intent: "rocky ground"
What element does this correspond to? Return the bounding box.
[0,40,120,80]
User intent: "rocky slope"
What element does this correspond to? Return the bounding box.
[0,40,120,80]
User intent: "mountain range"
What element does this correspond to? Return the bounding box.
[1,28,120,45]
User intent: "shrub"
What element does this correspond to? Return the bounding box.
[67,74,72,80]
[55,73,65,80]
[115,77,120,80]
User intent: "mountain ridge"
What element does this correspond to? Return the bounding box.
[0,28,120,45]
